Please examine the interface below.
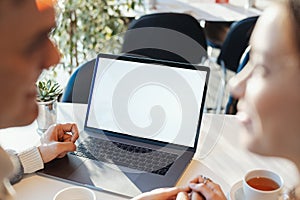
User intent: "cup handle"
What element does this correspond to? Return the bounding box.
[278,186,292,200]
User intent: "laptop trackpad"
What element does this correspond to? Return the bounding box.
[69,158,142,197]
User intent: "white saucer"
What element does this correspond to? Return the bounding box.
[229,180,245,200]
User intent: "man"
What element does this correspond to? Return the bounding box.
[0,0,79,199]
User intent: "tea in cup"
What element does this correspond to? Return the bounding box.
[243,169,283,200]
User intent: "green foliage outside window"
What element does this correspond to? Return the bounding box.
[52,0,142,75]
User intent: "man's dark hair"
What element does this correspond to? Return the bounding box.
[289,0,300,52]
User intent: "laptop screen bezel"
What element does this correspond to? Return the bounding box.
[84,53,210,152]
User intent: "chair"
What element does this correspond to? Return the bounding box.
[217,16,257,72]
[215,16,258,113]
[225,46,251,114]
[61,59,95,103]
[121,12,207,64]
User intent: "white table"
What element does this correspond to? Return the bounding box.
[0,103,297,199]
[124,0,262,22]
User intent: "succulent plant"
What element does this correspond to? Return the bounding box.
[37,80,63,102]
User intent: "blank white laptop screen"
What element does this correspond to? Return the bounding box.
[86,57,207,147]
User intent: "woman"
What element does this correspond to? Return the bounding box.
[134,0,300,199]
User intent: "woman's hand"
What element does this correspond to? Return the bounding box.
[188,175,227,200]
[38,123,79,163]
[132,187,190,200]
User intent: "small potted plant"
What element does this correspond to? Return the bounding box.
[36,80,63,132]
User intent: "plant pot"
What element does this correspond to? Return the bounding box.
[36,99,57,133]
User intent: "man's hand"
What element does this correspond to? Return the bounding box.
[38,123,79,163]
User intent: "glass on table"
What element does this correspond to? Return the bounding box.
[144,0,157,12]
[244,0,256,9]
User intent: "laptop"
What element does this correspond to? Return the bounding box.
[38,53,210,198]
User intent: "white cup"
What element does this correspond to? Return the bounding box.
[53,186,96,200]
[243,169,284,200]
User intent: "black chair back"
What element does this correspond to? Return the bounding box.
[61,59,95,103]
[217,16,258,72]
[122,13,207,64]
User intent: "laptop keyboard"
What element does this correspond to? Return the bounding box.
[71,136,178,176]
